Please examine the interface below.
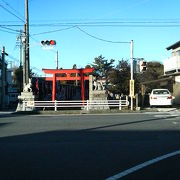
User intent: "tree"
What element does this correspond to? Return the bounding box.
[85,64,91,69]
[71,64,78,86]
[72,64,77,69]
[108,59,130,94]
[12,66,37,91]
[92,55,115,79]
[13,66,23,91]
[142,61,163,81]
[135,61,164,93]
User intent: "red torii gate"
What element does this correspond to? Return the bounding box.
[42,68,94,102]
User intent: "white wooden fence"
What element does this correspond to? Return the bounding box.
[24,99,129,111]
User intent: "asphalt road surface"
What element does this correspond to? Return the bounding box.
[0,111,179,180]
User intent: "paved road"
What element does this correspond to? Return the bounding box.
[0,111,179,180]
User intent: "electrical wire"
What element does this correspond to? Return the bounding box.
[7,53,19,63]
[31,66,42,72]
[0,25,20,32]
[27,21,180,27]
[31,26,76,36]
[30,25,131,44]
[1,0,24,20]
[0,24,23,27]
[29,34,40,43]
[0,4,25,23]
[0,27,17,34]
[1,24,180,28]
[27,17,180,23]
[21,17,180,27]
[1,18,180,27]
[76,26,130,44]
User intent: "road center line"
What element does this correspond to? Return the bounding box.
[106,150,180,180]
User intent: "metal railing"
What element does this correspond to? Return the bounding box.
[24,99,129,111]
[164,56,180,73]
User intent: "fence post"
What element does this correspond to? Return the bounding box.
[126,96,129,106]
[119,97,122,110]
[23,101,25,111]
[54,100,57,111]
[87,100,89,111]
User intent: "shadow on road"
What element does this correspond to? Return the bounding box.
[0,111,41,119]
[0,122,12,127]
[83,115,178,131]
[0,127,179,180]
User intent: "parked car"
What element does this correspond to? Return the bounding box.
[149,89,174,107]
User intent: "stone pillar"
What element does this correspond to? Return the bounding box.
[16,78,35,112]
[88,75,109,110]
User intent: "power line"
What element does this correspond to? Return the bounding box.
[31,25,131,44]
[0,20,23,23]
[0,19,180,33]
[28,22,180,37]
[1,19,180,27]
[26,21,180,27]
[76,26,130,44]
[7,53,19,63]
[1,0,24,20]
[1,24,180,28]
[0,25,20,32]
[0,4,25,23]
[0,24,23,27]
[29,34,40,43]
[31,26,76,36]
[0,27,17,34]
[31,66,42,72]
[26,17,180,22]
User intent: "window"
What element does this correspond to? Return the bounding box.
[153,90,169,95]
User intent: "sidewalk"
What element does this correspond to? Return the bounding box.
[0,111,14,114]
[144,107,177,112]
[0,107,178,116]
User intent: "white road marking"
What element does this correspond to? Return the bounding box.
[172,122,178,125]
[154,114,175,118]
[106,150,180,180]
[157,108,177,112]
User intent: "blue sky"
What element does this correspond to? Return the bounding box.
[0,0,180,76]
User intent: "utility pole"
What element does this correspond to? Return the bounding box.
[16,30,23,91]
[19,30,22,67]
[16,30,23,67]
[130,40,134,111]
[19,30,23,91]
[24,0,30,85]
[23,24,26,86]
[16,0,34,112]
[1,47,8,109]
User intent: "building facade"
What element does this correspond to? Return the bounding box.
[164,41,180,74]
[141,41,180,106]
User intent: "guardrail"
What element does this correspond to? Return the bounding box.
[24,99,129,111]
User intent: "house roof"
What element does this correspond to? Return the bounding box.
[166,40,180,50]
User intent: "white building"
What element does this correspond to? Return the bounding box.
[162,41,180,104]
[164,41,180,74]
